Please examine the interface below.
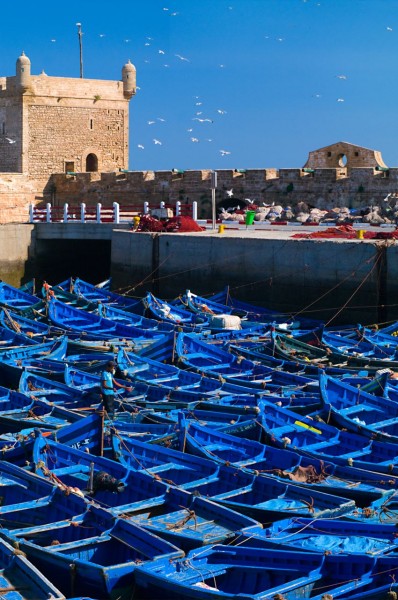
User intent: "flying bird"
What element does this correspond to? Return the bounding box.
[387,27,393,31]
[144,42,151,46]
[220,149,231,156]
[157,117,166,122]
[170,12,179,16]
[195,102,203,106]
[193,118,213,123]
[175,54,190,61]
[5,138,16,144]
[99,34,106,38]
[50,39,56,43]
[190,137,199,143]
[226,189,234,197]
[337,98,345,102]
[153,139,162,145]
[137,144,145,150]
[217,109,227,114]
[158,49,165,54]
[187,128,193,132]
[147,120,155,125]
[336,74,347,80]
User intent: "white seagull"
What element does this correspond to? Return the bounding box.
[191,137,199,143]
[337,98,345,102]
[217,109,227,114]
[387,27,393,31]
[220,149,231,156]
[336,74,347,80]
[193,118,213,123]
[5,138,16,144]
[137,144,145,150]
[153,139,162,145]
[175,54,190,62]
[159,49,165,54]
[226,189,234,197]
[147,120,155,125]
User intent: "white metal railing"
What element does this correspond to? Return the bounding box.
[28,201,198,224]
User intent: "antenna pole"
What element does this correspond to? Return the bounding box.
[76,23,84,78]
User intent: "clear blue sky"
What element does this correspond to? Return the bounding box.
[1,0,398,171]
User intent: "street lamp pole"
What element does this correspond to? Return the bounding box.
[76,23,84,78]
[211,171,217,230]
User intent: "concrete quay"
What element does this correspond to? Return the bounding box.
[0,223,396,325]
[111,227,397,325]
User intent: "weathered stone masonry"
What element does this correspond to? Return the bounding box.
[0,55,397,222]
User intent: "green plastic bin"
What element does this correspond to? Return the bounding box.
[245,210,256,226]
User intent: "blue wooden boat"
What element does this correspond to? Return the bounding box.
[210,285,322,329]
[112,435,220,488]
[113,438,357,521]
[0,395,84,434]
[33,438,261,551]
[257,398,398,477]
[322,328,398,360]
[116,348,271,398]
[348,490,398,524]
[144,292,211,328]
[0,307,65,340]
[48,298,171,350]
[0,324,38,348]
[177,289,250,318]
[0,282,42,311]
[0,413,105,466]
[0,336,67,362]
[180,420,396,502]
[226,339,380,378]
[239,516,398,555]
[18,370,100,410]
[175,332,319,392]
[0,537,65,599]
[57,277,143,312]
[320,373,398,443]
[0,461,88,532]
[134,544,398,599]
[270,331,387,372]
[97,302,175,332]
[178,290,322,338]
[4,505,183,599]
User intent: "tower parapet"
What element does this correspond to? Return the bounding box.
[16,52,31,92]
[122,60,136,99]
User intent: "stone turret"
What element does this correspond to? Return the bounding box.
[16,52,31,92]
[122,60,136,99]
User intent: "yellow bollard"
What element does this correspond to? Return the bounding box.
[218,224,225,234]
[133,216,140,228]
[356,229,364,240]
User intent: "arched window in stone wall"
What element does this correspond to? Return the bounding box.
[86,153,98,172]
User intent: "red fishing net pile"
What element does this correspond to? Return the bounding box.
[292,225,398,239]
[135,215,205,233]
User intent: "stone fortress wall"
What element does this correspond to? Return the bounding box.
[0,53,396,222]
[47,141,398,219]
